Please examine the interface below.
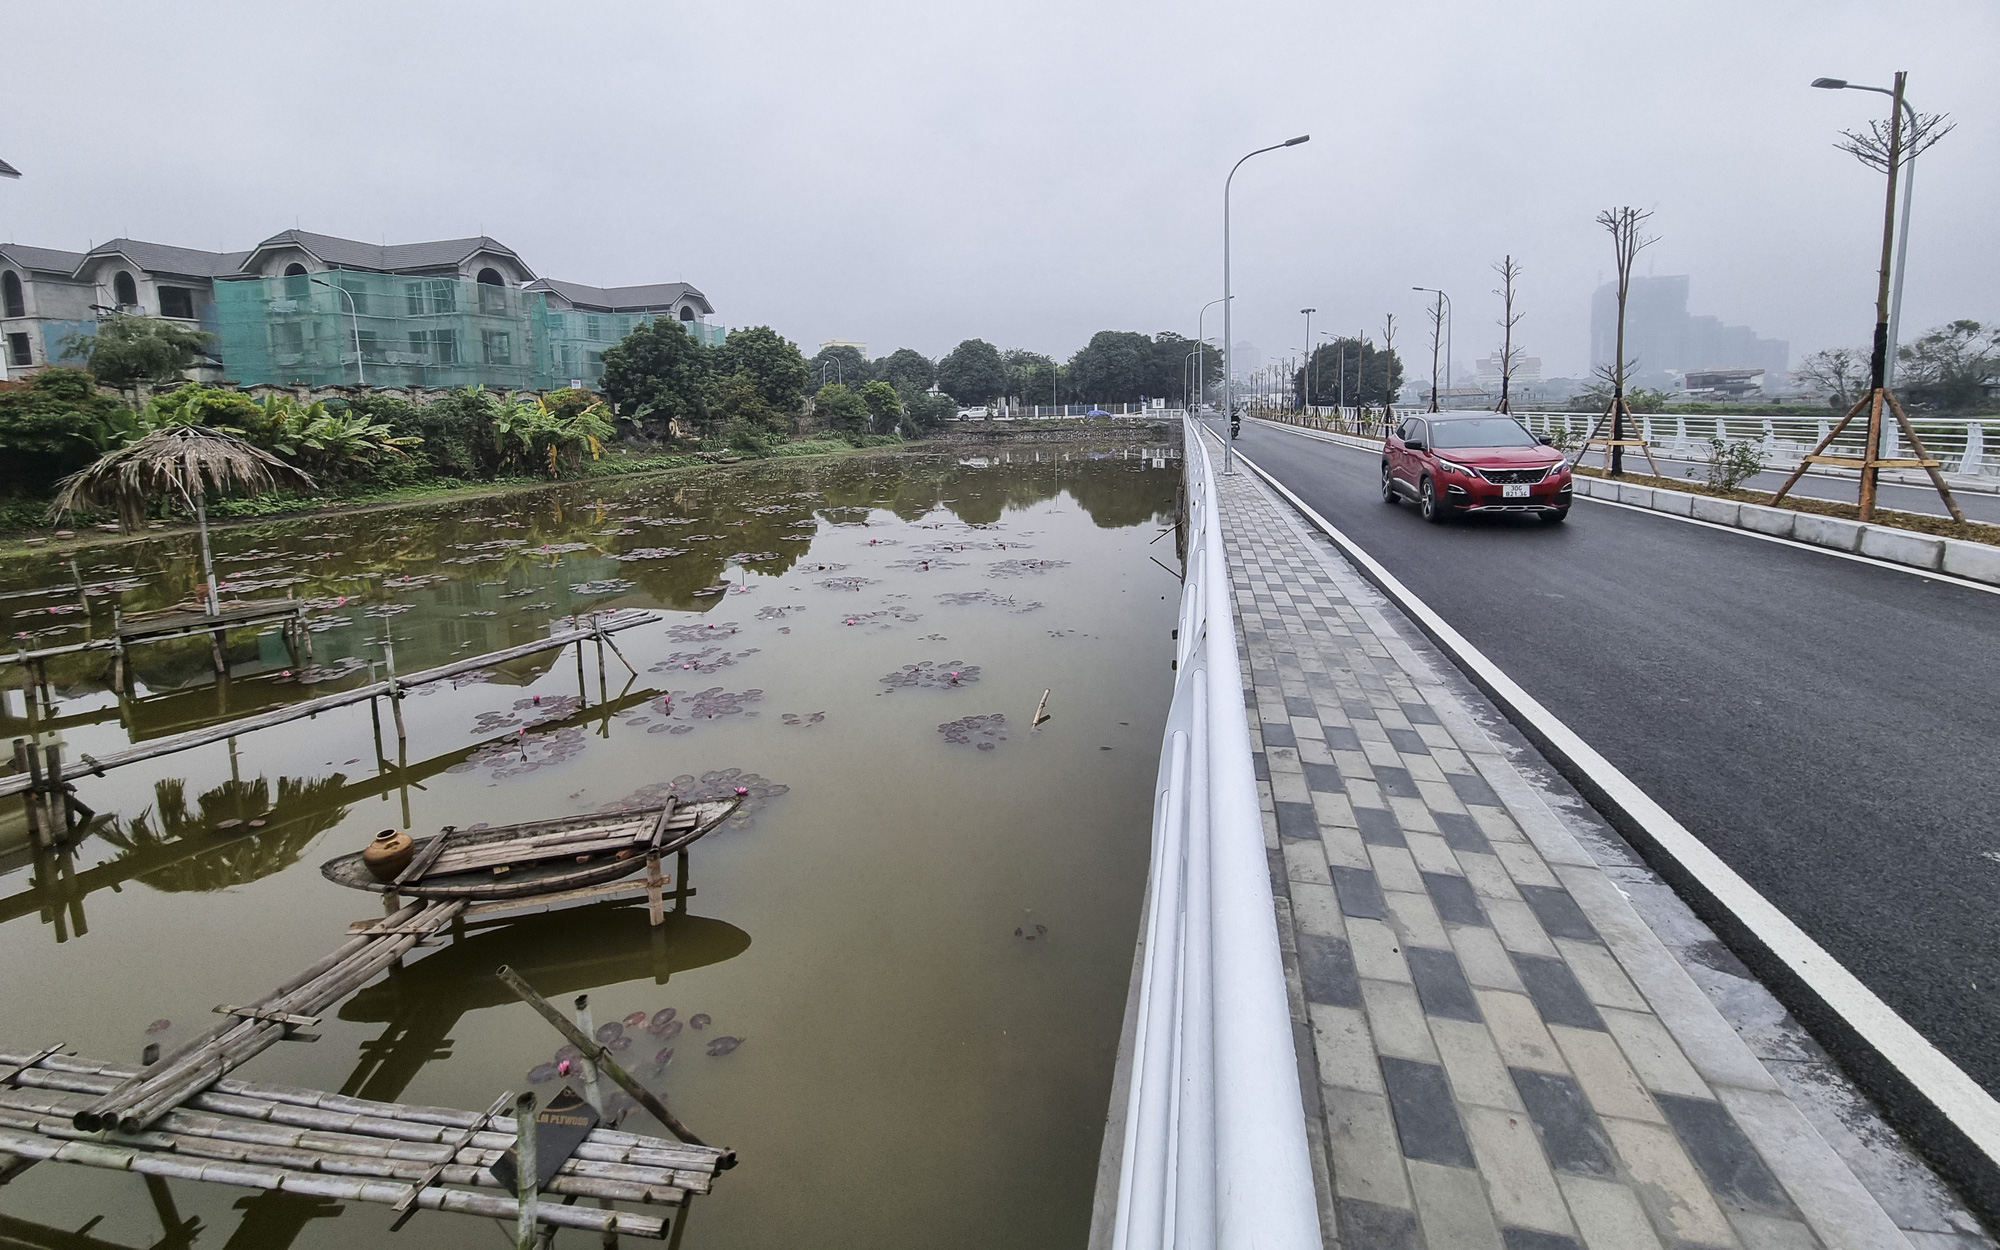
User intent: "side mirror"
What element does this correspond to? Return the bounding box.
[1405,439,1426,452]
[1535,434,1552,445]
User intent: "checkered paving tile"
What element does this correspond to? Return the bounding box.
[1211,459,1923,1250]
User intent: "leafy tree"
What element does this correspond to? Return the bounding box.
[1004,349,1058,405]
[1897,320,2000,410]
[936,339,1007,405]
[347,389,487,477]
[858,380,903,432]
[1300,337,1401,409]
[71,315,215,396]
[902,391,957,433]
[707,372,786,437]
[1148,331,1213,403]
[1793,346,1867,409]
[0,367,141,486]
[601,319,713,437]
[875,348,936,394]
[814,382,870,435]
[714,326,810,414]
[809,344,870,391]
[1068,330,1155,403]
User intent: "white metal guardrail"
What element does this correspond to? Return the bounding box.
[1110,417,1318,1249]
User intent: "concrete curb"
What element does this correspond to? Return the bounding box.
[1567,474,2000,586]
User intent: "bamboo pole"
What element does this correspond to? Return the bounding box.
[515,1091,540,1250]
[494,967,720,1158]
[0,1126,668,1238]
[76,901,460,1131]
[1,1052,725,1177]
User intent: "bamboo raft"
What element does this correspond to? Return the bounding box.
[0,1048,728,1240]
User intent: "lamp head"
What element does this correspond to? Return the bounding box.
[1284,134,1310,146]
[1811,77,1848,89]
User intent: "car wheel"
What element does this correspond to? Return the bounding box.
[1543,507,1570,524]
[1381,463,1398,504]
[1419,476,1445,524]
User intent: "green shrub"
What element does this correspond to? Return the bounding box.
[1705,437,1767,491]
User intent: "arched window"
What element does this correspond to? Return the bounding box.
[678,306,695,322]
[113,271,138,308]
[2,272,22,319]
[283,263,309,299]
[476,267,505,313]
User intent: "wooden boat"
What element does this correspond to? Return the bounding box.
[319,798,740,901]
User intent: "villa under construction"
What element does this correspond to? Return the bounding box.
[0,229,722,392]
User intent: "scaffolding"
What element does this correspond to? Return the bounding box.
[213,270,725,392]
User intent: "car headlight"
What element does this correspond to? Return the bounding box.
[1436,457,1476,477]
[1551,458,1571,474]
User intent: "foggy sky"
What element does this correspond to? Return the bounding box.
[3,0,1993,379]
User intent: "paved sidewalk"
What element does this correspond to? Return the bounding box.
[1215,457,1991,1249]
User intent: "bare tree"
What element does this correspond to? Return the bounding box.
[1583,207,1660,477]
[1837,110,1954,172]
[1771,74,1963,522]
[1423,295,1445,413]
[1380,314,1398,417]
[1492,255,1524,412]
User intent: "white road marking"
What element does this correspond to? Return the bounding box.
[1215,428,2000,1177]
[1241,417,2000,598]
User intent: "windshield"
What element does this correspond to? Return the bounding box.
[1427,416,1539,449]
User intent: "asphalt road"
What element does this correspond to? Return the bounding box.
[1217,417,2000,1098]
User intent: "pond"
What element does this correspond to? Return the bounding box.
[0,442,1184,1249]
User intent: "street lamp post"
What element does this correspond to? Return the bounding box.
[1197,296,1227,415]
[308,276,366,386]
[1412,286,1451,412]
[1300,308,1316,412]
[1223,134,1309,472]
[1813,75,1920,456]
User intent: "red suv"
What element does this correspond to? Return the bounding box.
[1382,413,1573,523]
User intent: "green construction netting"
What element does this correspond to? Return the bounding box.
[213,270,724,392]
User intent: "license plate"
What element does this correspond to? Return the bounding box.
[1502,483,1530,498]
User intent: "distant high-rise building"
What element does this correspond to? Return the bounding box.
[1590,276,1786,390]
[818,338,867,356]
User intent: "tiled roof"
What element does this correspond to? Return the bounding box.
[525,277,712,315]
[83,239,252,278]
[0,243,88,275]
[247,230,533,277]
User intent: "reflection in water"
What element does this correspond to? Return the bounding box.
[97,775,351,893]
[338,902,750,1106]
[0,448,1177,709]
[0,439,1183,1250]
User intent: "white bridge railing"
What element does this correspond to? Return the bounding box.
[1265,406,1995,479]
[1109,417,1319,1249]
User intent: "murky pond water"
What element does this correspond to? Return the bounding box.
[0,443,1183,1248]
